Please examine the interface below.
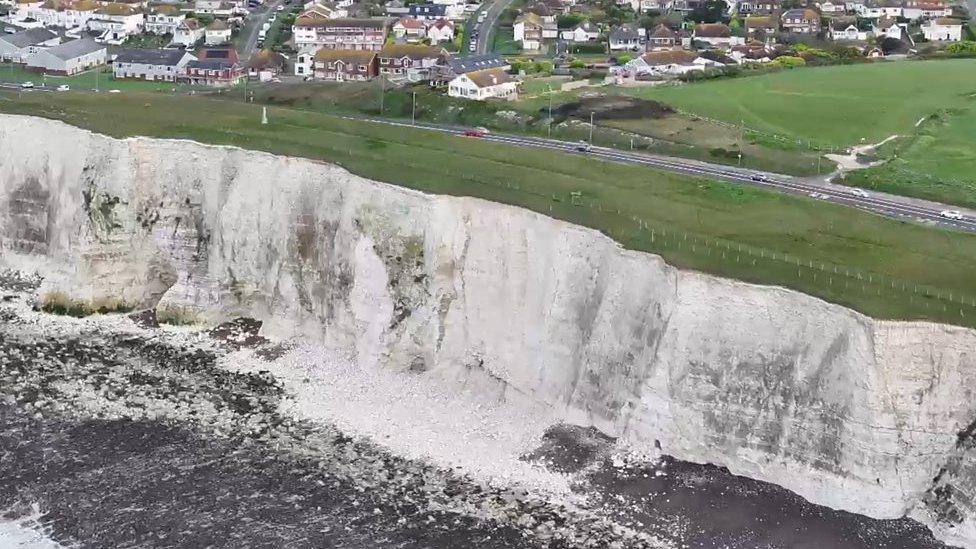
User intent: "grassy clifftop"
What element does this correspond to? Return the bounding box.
[3,89,976,328]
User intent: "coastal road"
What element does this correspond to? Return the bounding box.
[343,115,976,235]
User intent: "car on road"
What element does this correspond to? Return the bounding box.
[575,141,592,153]
[20,81,34,89]
[276,5,284,10]
[56,84,69,92]
[463,127,489,138]
[808,192,829,200]
[940,210,964,220]
[750,173,768,182]
[469,43,476,51]
[108,89,121,94]
[849,188,869,198]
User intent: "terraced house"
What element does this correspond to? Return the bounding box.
[0,28,59,63]
[113,48,195,81]
[292,17,389,51]
[310,49,378,81]
[377,44,446,79]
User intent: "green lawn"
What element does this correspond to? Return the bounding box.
[630,59,976,148]
[4,90,976,328]
[0,63,204,93]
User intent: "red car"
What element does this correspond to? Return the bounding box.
[463,127,489,138]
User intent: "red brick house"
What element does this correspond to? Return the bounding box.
[312,48,378,81]
[179,47,243,86]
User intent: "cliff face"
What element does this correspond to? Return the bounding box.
[3,114,976,546]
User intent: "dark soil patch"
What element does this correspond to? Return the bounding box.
[548,96,675,123]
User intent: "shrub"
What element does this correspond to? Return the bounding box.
[770,55,806,68]
[156,305,199,326]
[570,42,606,54]
[569,59,586,69]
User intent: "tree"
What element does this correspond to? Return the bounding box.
[687,0,728,24]
[557,14,585,29]
[617,54,633,64]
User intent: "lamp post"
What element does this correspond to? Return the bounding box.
[547,84,552,139]
[411,91,416,124]
[588,111,594,143]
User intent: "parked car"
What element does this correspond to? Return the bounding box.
[940,210,964,220]
[56,84,69,92]
[575,141,591,153]
[750,173,768,182]
[20,81,34,89]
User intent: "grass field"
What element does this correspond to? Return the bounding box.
[0,62,207,93]
[4,89,976,327]
[630,59,976,148]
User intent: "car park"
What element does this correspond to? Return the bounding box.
[940,210,964,220]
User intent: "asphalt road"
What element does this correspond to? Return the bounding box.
[470,0,517,54]
[343,115,976,234]
[240,0,288,59]
[3,80,973,234]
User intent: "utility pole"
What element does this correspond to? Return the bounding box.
[411,91,416,124]
[379,76,385,114]
[589,111,594,143]
[243,76,247,102]
[547,85,553,138]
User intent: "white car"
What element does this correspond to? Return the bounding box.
[849,188,869,198]
[20,81,34,89]
[56,84,69,92]
[108,89,121,94]
[276,5,284,10]
[808,192,828,200]
[940,210,964,220]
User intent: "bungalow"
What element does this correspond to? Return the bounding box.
[432,52,509,84]
[608,23,644,51]
[559,21,599,42]
[378,43,445,78]
[205,19,232,45]
[735,0,780,15]
[646,23,677,49]
[30,0,99,29]
[392,16,426,40]
[408,2,447,21]
[829,18,871,40]
[872,15,902,39]
[922,17,962,41]
[781,8,821,34]
[311,48,378,80]
[172,18,204,46]
[623,49,716,76]
[25,37,105,74]
[427,18,454,44]
[246,49,286,80]
[447,68,517,100]
[179,47,243,86]
[144,5,185,35]
[0,28,59,63]
[113,47,195,81]
[744,15,777,36]
[730,40,773,62]
[693,23,740,46]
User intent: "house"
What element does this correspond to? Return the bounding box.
[145,4,185,35]
[829,17,871,40]
[922,17,962,41]
[172,18,204,46]
[744,15,777,36]
[559,20,599,42]
[30,0,99,29]
[87,3,144,44]
[311,48,378,80]
[292,17,388,50]
[623,49,716,75]
[608,23,644,51]
[781,8,821,34]
[113,47,195,80]
[427,18,454,44]
[246,49,286,80]
[188,0,235,16]
[301,1,347,19]
[902,0,951,19]
[693,23,740,46]
[872,15,902,39]
[854,0,903,18]
[392,16,426,40]
[730,40,773,62]
[447,68,517,100]
[377,43,445,78]
[205,19,231,44]
[0,27,59,63]
[735,0,780,15]
[408,2,447,21]
[817,1,846,14]
[432,52,509,83]
[25,37,104,74]
[180,47,243,86]
[514,12,544,49]
[646,24,678,49]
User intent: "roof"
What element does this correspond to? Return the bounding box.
[782,8,819,19]
[150,4,181,14]
[933,16,962,25]
[246,49,286,69]
[610,24,641,41]
[464,68,512,88]
[695,23,730,37]
[639,49,699,66]
[294,17,388,28]
[395,17,424,29]
[40,0,99,10]
[430,18,453,29]
[95,2,137,15]
[186,59,237,70]
[408,3,445,15]
[649,23,676,39]
[0,28,57,48]
[177,19,202,31]
[199,47,238,62]
[207,19,229,30]
[516,12,543,27]
[313,48,376,63]
[448,53,507,74]
[379,44,444,59]
[42,38,103,60]
[876,15,898,28]
[744,15,775,28]
[525,2,553,16]
[115,48,190,65]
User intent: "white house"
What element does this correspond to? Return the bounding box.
[26,37,105,74]
[871,16,902,39]
[622,49,717,76]
[608,23,644,51]
[830,23,870,40]
[30,0,99,29]
[922,17,962,41]
[693,23,743,46]
[0,27,59,62]
[447,68,517,100]
[426,18,454,44]
[205,19,232,44]
[817,1,846,14]
[559,20,599,42]
[902,0,951,19]
[172,18,204,46]
[145,5,185,35]
[113,48,195,80]
[392,16,425,40]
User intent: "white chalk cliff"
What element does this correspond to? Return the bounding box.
[2,114,976,547]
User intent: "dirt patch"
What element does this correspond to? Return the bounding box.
[548,95,674,123]
[209,317,268,349]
